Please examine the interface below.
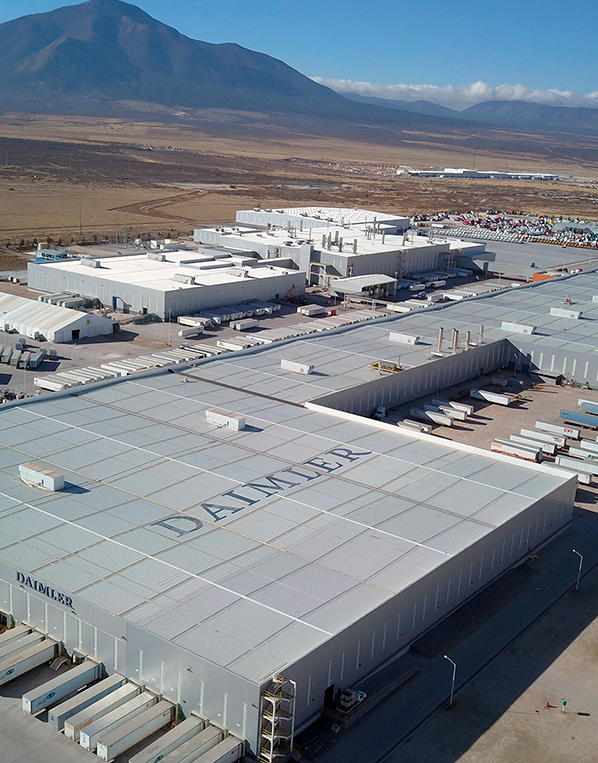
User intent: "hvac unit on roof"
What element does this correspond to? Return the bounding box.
[205,408,246,431]
[80,258,101,268]
[19,463,64,491]
[173,274,196,285]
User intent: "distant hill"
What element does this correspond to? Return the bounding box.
[340,92,459,119]
[460,100,598,135]
[0,0,458,133]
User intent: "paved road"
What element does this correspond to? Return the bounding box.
[316,504,598,763]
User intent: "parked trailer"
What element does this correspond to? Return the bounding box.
[232,318,259,331]
[569,446,598,462]
[34,377,70,391]
[432,399,474,416]
[491,441,542,462]
[556,455,597,476]
[397,419,433,435]
[96,700,175,761]
[22,659,102,715]
[129,714,206,763]
[178,327,204,338]
[409,283,426,292]
[578,399,598,415]
[64,683,142,740]
[49,673,127,732]
[197,736,244,763]
[579,439,598,454]
[160,726,224,763]
[520,428,566,447]
[510,434,555,455]
[0,631,43,662]
[535,420,580,440]
[493,438,543,460]
[0,624,32,647]
[560,409,598,430]
[552,464,593,485]
[0,638,59,687]
[409,408,454,427]
[79,691,158,751]
[297,305,327,317]
[424,403,467,421]
[469,389,514,406]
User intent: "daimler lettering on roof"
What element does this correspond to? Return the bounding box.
[152,446,373,537]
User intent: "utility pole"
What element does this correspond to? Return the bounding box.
[78,205,82,236]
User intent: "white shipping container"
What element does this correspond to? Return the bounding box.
[22,659,102,714]
[491,441,541,462]
[96,700,175,761]
[128,715,205,763]
[552,465,592,485]
[79,691,158,751]
[49,673,127,732]
[569,447,598,463]
[232,318,259,330]
[64,683,142,740]
[510,435,556,456]
[0,625,32,648]
[160,726,223,763]
[425,403,467,421]
[0,639,59,686]
[556,455,597,475]
[469,389,513,406]
[535,420,580,440]
[0,631,42,662]
[432,399,474,416]
[198,736,244,763]
[409,408,454,427]
[397,419,433,434]
[520,428,565,447]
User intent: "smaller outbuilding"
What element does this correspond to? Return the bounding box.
[0,293,116,342]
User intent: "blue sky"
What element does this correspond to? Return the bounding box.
[2,0,597,109]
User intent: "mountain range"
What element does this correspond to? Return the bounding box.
[0,0,597,139]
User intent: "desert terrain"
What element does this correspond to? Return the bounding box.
[1,113,598,251]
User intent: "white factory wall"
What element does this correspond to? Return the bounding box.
[286,476,575,732]
[313,340,512,416]
[0,560,262,750]
[317,246,445,279]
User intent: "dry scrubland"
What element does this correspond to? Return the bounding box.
[1,113,598,247]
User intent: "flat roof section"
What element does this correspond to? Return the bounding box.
[0,370,570,684]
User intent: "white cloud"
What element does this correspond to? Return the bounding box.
[310,77,598,111]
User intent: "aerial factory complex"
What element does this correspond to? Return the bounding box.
[1,207,596,762]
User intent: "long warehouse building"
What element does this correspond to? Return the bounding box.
[1,270,593,760]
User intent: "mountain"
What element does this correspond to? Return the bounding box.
[460,100,598,135]
[340,92,459,119]
[0,0,459,132]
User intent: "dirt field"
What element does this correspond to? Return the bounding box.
[1,113,598,244]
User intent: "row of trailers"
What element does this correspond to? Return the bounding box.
[0,623,244,763]
[490,408,598,486]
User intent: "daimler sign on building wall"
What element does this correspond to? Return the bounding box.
[16,571,74,610]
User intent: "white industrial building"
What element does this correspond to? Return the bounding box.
[195,207,485,285]
[0,293,115,343]
[27,251,303,321]
[1,269,594,759]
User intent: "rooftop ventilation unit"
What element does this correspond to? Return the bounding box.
[550,307,582,320]
[500,321,536,335]
[80,258,101,269]
[173,274,196,285]
[389,332,420,345]
[281,359,314,375]
[226,268,250,278]
[146,253,167,262]
[205,408,246,431]
[19,462,64,491]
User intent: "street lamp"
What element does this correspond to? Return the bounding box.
[443,654,457,708]
[572,549,583,591]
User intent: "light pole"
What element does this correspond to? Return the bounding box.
[572,549,583,591]
[443,654,457,708]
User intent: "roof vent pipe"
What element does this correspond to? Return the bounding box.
[466,330,471,348]
[437,327,444,352]
[353,239,358,254]
[451,328,459,353]
[479,325,484,344]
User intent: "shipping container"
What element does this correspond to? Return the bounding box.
[432,399,474,416]
[469,389,514,406]
[560,409,598,430]
[397,419,433,434]
[197,736,244,763]
[178,327,204,338]
[520,428,566,447]
[0,624,32,648]
[49,673,127,731]
[510,435,556,456]
[555,455,597,476]
[128,714,206,763]
[22,659,102,714]
[408,283,426,292]
[579,439,598,454]
[578,399,598,415]
[33,377,70,391]
[0,631,43,662]
[159,725,223,763]
[297,305,327,317]
[535,420,580,439]
[569,447,598,463]
[552,464,592,485]
[0,638,58,686]
[409,408,454,427]
[65,682,142,740]
[232,318,259,330]
[79,691,158,751]
[96,700,175,761]
[424,403,467,421]
[491,441,541,462]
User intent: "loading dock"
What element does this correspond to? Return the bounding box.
[49,673,127,731]
[22,659,102,714]
[64,682,142,740]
